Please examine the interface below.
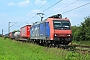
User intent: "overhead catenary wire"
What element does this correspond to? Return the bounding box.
[24,0,51,23]
[17,0,62,25]
[20,0,52,25]
[47,0,79,16]
[38,0,51,9]
[25,15,36,24]
[12,0,51,27]
[62,2,90,14]
[43,0,62,12]
[5,0,90,33]
[24,0,51,20]
[26,0,79,19]
[26,0,79,21]
[25,0,62,23]
[25,0,90,23]
[10,22,17,27]
[10,1,90,29]
[58,0,79,11]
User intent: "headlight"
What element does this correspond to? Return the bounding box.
[55,34,58,36]
[67,34,70,36]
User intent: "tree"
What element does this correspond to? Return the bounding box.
[12,30,20,32]
[72,16,90,41]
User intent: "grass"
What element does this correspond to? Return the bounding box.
[0,37,90,60]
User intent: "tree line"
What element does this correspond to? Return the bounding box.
[71,16,90,41]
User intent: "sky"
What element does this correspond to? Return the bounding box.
[0,0,90,34]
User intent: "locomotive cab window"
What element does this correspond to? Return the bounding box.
[53,20,70,30]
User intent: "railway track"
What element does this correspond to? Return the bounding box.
[72,44,90,48]
[66,44,90,54]
[51,44,90,54]
[12,39,90,54]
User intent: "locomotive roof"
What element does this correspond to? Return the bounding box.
[32,14,70,26]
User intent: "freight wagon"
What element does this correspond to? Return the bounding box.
[20,25,31,41]
[14,31,20,40]
[9,32,16,39]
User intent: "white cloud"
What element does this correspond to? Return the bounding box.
[17,0,30,7]
[34,0,47,5]
[8,0,31,7]
[8,2,15,6]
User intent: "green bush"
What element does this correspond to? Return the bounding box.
[72,16,90,41]
[0,34,2,37]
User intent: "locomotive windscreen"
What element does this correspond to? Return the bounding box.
[53,20,70,30]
